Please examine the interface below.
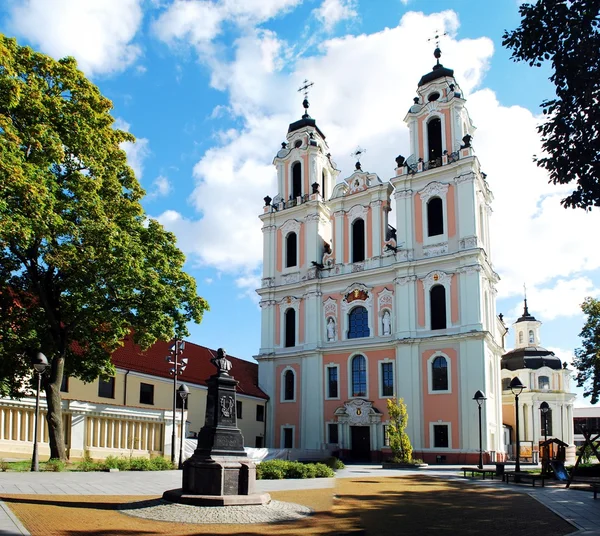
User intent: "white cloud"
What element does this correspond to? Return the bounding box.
[114,118,151,180]
[313,0,358,32]
[7,0,143,76]
[148,175,172,198]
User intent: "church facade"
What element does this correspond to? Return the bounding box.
[256,51,507,464]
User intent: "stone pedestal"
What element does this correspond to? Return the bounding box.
[163,348,270,507]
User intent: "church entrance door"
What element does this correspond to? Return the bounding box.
[350,426,371,461]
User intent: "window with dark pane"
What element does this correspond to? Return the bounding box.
[328,423,339,444]
[284,369,295,401]
[98,376,115,398]
[255,436,264,448]
[430,285,447,330]
[432,356,448,391]
[256,405,265,422]
[433,424,449,448]
[60,375,69,393]
[427,197,444,237]
[327,366,338,398]
[286,232,297,268]
[502,378,511,391]
[283,427,293,448]
[427,117,442,161]
[541,408,553,436]
[348,306,370,339]
[139,382,154,405]
[538,376,550,390]
[352,218,365,262]
[292,162,302,198]
[381,362,394,396]
[351,355,367,397]
[285,308,295,347]
[236,400,243,419]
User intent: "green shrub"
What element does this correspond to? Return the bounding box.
[257,461,284,480]
[285,461,308,479]
[77,459,97,472]
[314,463,335,478]
[0,459,8,472]
[324,456,345,470]
[44,458,65,472]
[103,456,120,470]
[115,457,131,471]
[150,456,174,471]
[129,457,152,471]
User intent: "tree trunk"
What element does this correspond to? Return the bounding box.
[44,356,67,461]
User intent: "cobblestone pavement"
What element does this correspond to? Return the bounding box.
[1,465,600,535]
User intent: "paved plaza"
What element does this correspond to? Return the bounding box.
[0,465,599,535]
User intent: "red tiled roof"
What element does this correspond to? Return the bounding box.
[111,338,268,400]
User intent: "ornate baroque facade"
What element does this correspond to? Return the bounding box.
[256,51,506,463]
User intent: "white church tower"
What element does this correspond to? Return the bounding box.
[256,48,506,464]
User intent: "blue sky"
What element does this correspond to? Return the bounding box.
[2,0,598,406]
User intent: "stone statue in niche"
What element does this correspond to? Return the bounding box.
[211,347,232,375]
[326,317,336,341]
[382,310,391,336]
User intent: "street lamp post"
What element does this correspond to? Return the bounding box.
[178,384,190,470]
[473,390,487,469]
[31,352,49,472]
[540,401,549,444]
[510,377,526,473]
[166,340,188,464]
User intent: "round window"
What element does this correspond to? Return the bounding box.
[428,92,440,102]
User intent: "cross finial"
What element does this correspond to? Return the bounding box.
[298,79,314,118]
[427,30,448,64]
[351,146,366,170]
[523,283,527,300]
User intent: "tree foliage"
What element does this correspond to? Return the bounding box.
[502,0,600,210]
[386,397,413,463]
[0,35,208,459]
[574,297,600,403]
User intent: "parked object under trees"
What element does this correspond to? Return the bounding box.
[502,0,600,210]
[0,35,208,461]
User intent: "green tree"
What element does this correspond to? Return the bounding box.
[574,297,600,403]
[0,35,208,460]
[502,0,600,209]
[386,397,413,463]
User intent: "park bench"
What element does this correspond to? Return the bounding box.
[504,471,546,487]
[461,467,496,480]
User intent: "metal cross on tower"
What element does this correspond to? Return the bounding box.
[298,79,314,117]
[351,146,366,170]
[427,30,448,64]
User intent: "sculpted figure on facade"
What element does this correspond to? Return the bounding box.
[326,317,336,341]
[382,310,391,336]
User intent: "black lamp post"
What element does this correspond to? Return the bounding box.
[510,377,526,472]
[31,352,49,472]
[177,384,189,470]
[473,390,487,469]
[540,401,549,444]
[166,340,188,464]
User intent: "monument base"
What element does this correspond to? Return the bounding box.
[162,488,271,506]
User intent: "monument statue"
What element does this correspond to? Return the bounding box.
[326,317,336,341]
[382,311,391,336]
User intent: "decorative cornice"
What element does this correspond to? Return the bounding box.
[347,204,368,221]
[419,181,449,203]
[422,270,452,292]
[280,219,302,235]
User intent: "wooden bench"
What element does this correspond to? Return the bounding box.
[461,467,496,480]
[504,471,546,487]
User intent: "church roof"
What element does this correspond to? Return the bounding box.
[288,115,326,140]
[112,337,268,400]
[418,63,455,87]
[501,346,562,371]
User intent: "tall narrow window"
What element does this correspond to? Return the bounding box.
[352,218,365,262]
[60,375,69,393]
[430,285,447,330]
[433,424,449,448]
[529,330,535,344]
[98,376,115,399]
[328,423,339,444]
[427,197,444,237]
[285,308,295,347]
[348,306,370,339]
[284,369,295,401]
[431,356,448,391]
[321,169,326,197]
[236,400,243,419]
[427,117,442,161]
[327,366,338,398]
[256,405,265,422]
[283,427,294,448]
[519,331,524,344]
[292,162,302,198]
[139,383,154,405]
[381,362,394,397]
[351,355,367,397]
[542,409,553,436]
[286,232,297,268]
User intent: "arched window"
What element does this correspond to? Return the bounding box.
[538,376,550,390]
[529,330,535,344]
[351,355,367,397]
[348,306,370,339]
[430,285,446,330]
[519,331,524,344]
[286,232,297,268]
[541,408,553,436]
[284,369,295,400]
[292,161,302,198]
[352,218,365,262]
[427,117,442,161]
[427,197,444,237]
[502,378,511,391]
[431,356,448,391]
[284,308,295,348]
